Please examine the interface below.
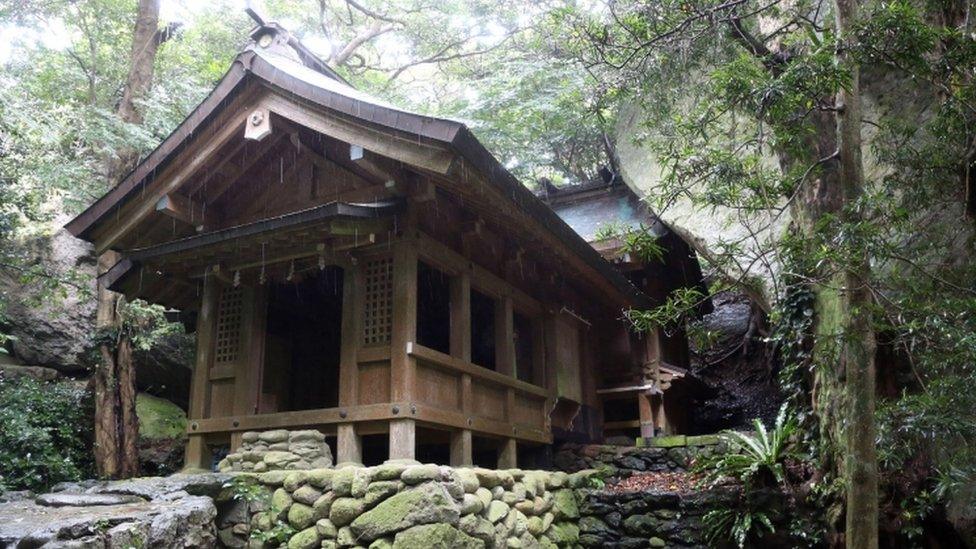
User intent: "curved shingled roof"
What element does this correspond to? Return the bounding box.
[66,22,651,308]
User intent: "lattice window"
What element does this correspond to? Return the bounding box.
[214,286,244,363]
[363,257,393,345]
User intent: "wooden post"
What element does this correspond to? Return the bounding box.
[390,236,418,459]
[336,423,362,464]
[449,272,471,361]
[495,296,517,466]
[338,263,363,463]
[185,272,219,470]
[495,296,515,377]
[498,438,517,469]
[450,429,473,467]
[531,317,546,388]
[389,419,416,460]
[638,391,655,440]
[449,272,473,466]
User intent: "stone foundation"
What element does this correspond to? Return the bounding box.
[219,463,598,548]
[218,430,334,473]
[553,436,723,476]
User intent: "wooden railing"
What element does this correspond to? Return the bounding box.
[407,342,550,442]
[187,342,553,444]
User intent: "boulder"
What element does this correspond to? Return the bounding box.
[1,228,193,406]
[287,526,320,549]
[0,363,62,382]
[350,483,459,542]
[392,523,484,549]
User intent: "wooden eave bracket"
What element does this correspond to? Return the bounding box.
[155,193,205,230]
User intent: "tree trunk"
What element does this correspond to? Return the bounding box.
[834,0,879,546]
[94,0,162,479]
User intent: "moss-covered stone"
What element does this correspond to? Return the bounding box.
[459,514,495,544]
[284,471,309,492]
[329,497,365,527]
[312,492,336,519]
[336,526,355,547]
[316,518,338,539]
[373,462,409,481]
[288,503,317,530]
[649,536,666,547]
[474,487,492,510]
[293,485,323,506]
[307,468,336,489]
[369,538,394,549]
[486,500,509,524]
[286,526,320,549]
[272,488,294,518]
[364,480,401,508]
[349,483,460,542]
[258,470,290,486]
[454,469,480,493]
[646,435,687,448]
[391,524,484,549]
[135,393,186,440]
[352,468,373,498]
[400,464,441,485]
[551,490,578,520]
[545,522,579,545]
[622,514,660,536]
[332,468,355,496]
[461,493,483,515]
[525,516,543,536]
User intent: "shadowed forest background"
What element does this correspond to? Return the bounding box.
[1,0,975,546]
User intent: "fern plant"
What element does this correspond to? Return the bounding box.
[703,507,775,548]
[696,405,799,547]
[699,404,799,490]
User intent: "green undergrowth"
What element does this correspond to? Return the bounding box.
[0,376,94,492]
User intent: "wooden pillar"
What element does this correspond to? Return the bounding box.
[185,272,219,470]
[651,393,668,435]
[638,391,655,439]
[450,429,473,467]
[338,264,363,464]
[450,271,473,466]
[449,272,471,361]
[498,438,517,469]
[495,296,515,377]
[336,423,362,464]
[389,419,416,460]
[495,296,517,465]
[531,317,546,388]
[390,237,418,459]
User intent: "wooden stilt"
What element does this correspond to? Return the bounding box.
[638,391,655,440]
[389,418,416,460]
[498,438,517,469]
[450,429,473,466]
[336,423,362,464]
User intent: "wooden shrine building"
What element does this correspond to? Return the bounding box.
[67,21,703,469]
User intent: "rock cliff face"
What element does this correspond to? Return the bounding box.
[0,473,229,548]
[0,225,194,408]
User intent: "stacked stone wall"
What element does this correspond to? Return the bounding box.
[218,430,334,473]
[553,436,723,476]
[221,463,597,549]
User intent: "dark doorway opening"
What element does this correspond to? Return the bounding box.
[417,262,451,354]
[471,289,496,369]
[262,267,343,412]
[361,434,389,466]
